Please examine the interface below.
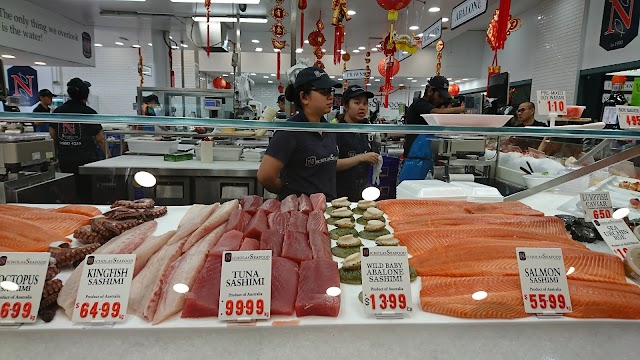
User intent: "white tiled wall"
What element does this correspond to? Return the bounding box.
[530,0,587,104]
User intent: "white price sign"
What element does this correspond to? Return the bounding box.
[0,253,49,323]
[592,218,640,260]
[516,248,573,314]
[342,69,369,80]
[617,106,640,129]
[536,90,567,116]
[361,247,412,315]
[219,251,272,321]
[580,191,613,222]
[72,254,136,323]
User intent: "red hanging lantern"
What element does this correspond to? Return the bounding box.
[309,13,326,70]
[278,84,285,93]
[378,56,400,108]
[270,0,288,81]
[376,0,412,15]
[298,0,308,48]
[204,0,211,57]
[332,0,352,65]
[213,77,226,89]
[449,83,460,97]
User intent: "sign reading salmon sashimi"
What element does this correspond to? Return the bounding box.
[516,248,572,315]
[592,219,640,260]
[219,250,272,321]
[361,247,412,316]
[72,254,136,323]
[580,191,613,222]
[0,252,49,324]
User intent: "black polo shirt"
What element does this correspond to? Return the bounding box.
[403,97,435,158]
[265,112,338,201]
[50,100,102,169]
[336,117,372,201]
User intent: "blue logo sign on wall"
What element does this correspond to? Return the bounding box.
[7,66,39,106]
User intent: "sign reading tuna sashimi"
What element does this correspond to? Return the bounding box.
[361,246,412,316]
[0,252,49,324]
[72,254,136,323]
[219,250,272,321]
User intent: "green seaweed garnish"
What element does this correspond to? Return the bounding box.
[352,207,365,215]
[329,228,359,240]
[327,216,355,225]
[331,245,362,258]
[339,268,362,284]
[325,206,337,215]
[356,216,385,225]
[359,229,391,240]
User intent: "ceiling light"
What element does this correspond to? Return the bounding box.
[148,43,153,46]
[132,44,141,48]
[366,83,372,86]
[371,47,378,51]
[322,48,326,52]
[353,49,360,53]
[94,43,103,47]
[442,17,449,22]
[171,46,179,49]
[250,73,257,76]
[115,42,124,46]
[1,54,15,59]
[304,40,309,44]
[34,61,47,65]
[462,78,469,81]
[412,80,418,82]
[296,48,303,53]
[181,44,188,48]
[375,79,380,82]
[192,16,268,23]
[447,78,453,80]
[252,39,260,43]
[330,76,336,79]
[255,47,263,52]
[268,80,273,83]
[409,25,419,30]
[402,51,408,55]
[347,10,356,16]
[417,33,423,37]
[429,7,440,12]
[358,46,365,50]
[174,0,259,3]
[222,74,228,77]
[340,50,346,54]
[338,78,343,81]
[271,74,276,77]
[273,49,280,52]
[399,84,405,86]
[370,77,375,80]
[407,77,413,80]
[263,76,269,78]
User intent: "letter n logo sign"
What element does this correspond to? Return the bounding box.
[600,0,640,51]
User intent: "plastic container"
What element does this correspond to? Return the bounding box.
[523,173,556,188]
[212,145,243,161]
[420,114,512,127]
[397,180,468,200]
[453,181,504,202]
[624,245,640,285]
[565,106,586,119]
[200,141,214,163]
[126,137,179,155]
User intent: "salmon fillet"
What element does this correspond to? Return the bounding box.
[1,211,90,237]
[420,276,640,319]
[378,199,468,220]
[391,215,567,235]
[411,244,626,284]
[463,202,544,216]
[0,214,69,252]
[53,205,102,217]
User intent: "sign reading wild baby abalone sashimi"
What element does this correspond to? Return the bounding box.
[361,246,412,316]
[0,0,95,66]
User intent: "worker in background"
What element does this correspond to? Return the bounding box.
[399,76,466,182]
[516,102,547,127]
[335,85,380,201]
[50,78,109,203]
[32,89,53,132]
[258,67,342,201]
[276,94,288,119]
[142,94,159,116]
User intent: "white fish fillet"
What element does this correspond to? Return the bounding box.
[151,224,227,324]
[132,230,175,277]
[183,200,238,252]
[58,221,158,318]
[166,204,219,246]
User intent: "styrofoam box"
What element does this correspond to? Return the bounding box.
[125,137,180,155]
[212,145,243,161]
[450,181,504,202]
[396,180,503,202]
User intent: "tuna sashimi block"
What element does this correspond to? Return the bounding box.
[241,195,264,215]
[295,260,341,317]
[307,210,328,235]
[224,209,244,232]
[241,211,252,232]
[298,194,313,214]
[268,212,290,234]
[244,209,268,240]
[260,229,284,257]
[210,230,244,255]
[309,230,332,261]
[240,237,260,251]
[310,193,327,212]
[288,211,309,233]
[259,199,281,215]
[182,254,222,318]
[282,230,312,263]
[271,257,299,316]
[281,194,298,212]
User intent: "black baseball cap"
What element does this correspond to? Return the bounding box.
[38,89,53,98]
[143,94,159,103]
[427,76,452,101]
[277,95,285,103]
[67,77,91,90]
[293,66,342,89]
[343,85,374,102]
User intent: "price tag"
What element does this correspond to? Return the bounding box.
[516,248,572,314]
[361,246,412,316]
[579,191,613,222]
[0,253,49,324]
[617,105,640,129]
[219,251,272,321]
[536,90,568,116]
[592,218,640,260]
[72,254,136,323]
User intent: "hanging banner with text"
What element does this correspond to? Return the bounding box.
[6,66,39,106]
[0,252,49,324]
[451,0,488,30]
[421,19,443,49]
[0,0,95,66]
[599,0,639,51]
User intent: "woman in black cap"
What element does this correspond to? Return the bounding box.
[50,77,109,203]
[258,66,342,200]
[335,85,380,201]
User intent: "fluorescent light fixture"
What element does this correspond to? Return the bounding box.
[347,10,356,16]
[399,83,405,86]
[95,43,103,47]
[358,46,365,50]
[270,74,276,77]
[429,7,440,12]
[132,44,141,48]
[255,47,263,52]
[263,76,269,78]
[1,54,15,59]
[148,43,153,46]
[412,80,418,82]
[340,50,346,54]
[402,51,408,55]
[370,77,375,80]
[273,49,280,53]
[407,77,413,80]
[171,46,179,49]
[447,77,453,80]
[268,80,273,83]
[181,44,188,48]
[250,73,257,75]
[296,48,303,53]
[462,78,469,81]
[330,76,336,79]
[353,49,360,53]
[375,79,380,82]
[409,25,419,30]
[338,78,343,81]
[252,39,260,43]
[442,17,449,22]
[115,42,125,46]
[366,83,372,86]
[304,39,309,44]
[222,74,228,77]
[192,16,268,23]
[34,61,46,65]
[322,48,326,52]
[417,33,423,37]
[174,0,260,3]
[371,47,378,51]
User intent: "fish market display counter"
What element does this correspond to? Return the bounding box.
[2,197,638,360]
[79,155,262,205]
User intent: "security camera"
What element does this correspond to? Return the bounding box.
[239,4,247,12]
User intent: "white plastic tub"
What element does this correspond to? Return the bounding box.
[126,137,179,155]
[213,145,243,161]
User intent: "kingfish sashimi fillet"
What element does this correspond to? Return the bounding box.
[410,243,626,284]
[183,200,238,252]
[420,276,640,319]
[1,211,90,237]
[307,210,328,235]
[281,194,298,212]
[59,221,158,318]
[463,202,544,216]
[298,194,313,214]
[240,237,260,251]
[210,230,244,255]
[271,257,299,315]
[53,205,102,217]
[241,195,264,215]
[295,260,340,317]
[0,214,69,252]
[260,229,284,257]
[309,230,332,260]
[310,193,327,212]
[259,199,281,215]
[167,204,219,246]
[132,230,175,277]
[152,224,227,324]
[244,209,269,240]
[282,230,312,263]
[268,212,290,234]
[288,211,308,233]
[181,253,223,318]
[391,215,568,235]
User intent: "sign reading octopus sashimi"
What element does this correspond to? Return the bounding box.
[0,252,49,324]
[72,254,136,323]
[219,250,272,321]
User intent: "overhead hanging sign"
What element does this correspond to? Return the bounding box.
[7,66,39,106]
[451,0,488,30]
[0,0,95,66]
[421,19,443,48]
[599,0,640,51]
[343,69,368,80]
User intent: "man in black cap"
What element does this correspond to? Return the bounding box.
[399,76,466,182]
[32,89,53,132]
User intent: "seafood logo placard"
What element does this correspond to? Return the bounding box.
[360,246,412,316]
[72,254,136,323]
[516,248,573,314]
[219,250,272,321]
[592,218,640,260]
[580,191,613,222]
[0,252,49,324]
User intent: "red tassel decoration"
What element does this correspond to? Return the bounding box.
[205,0,211,57]
[300,11,305,48]
[496,0,512,50]
[277,51,281,81]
